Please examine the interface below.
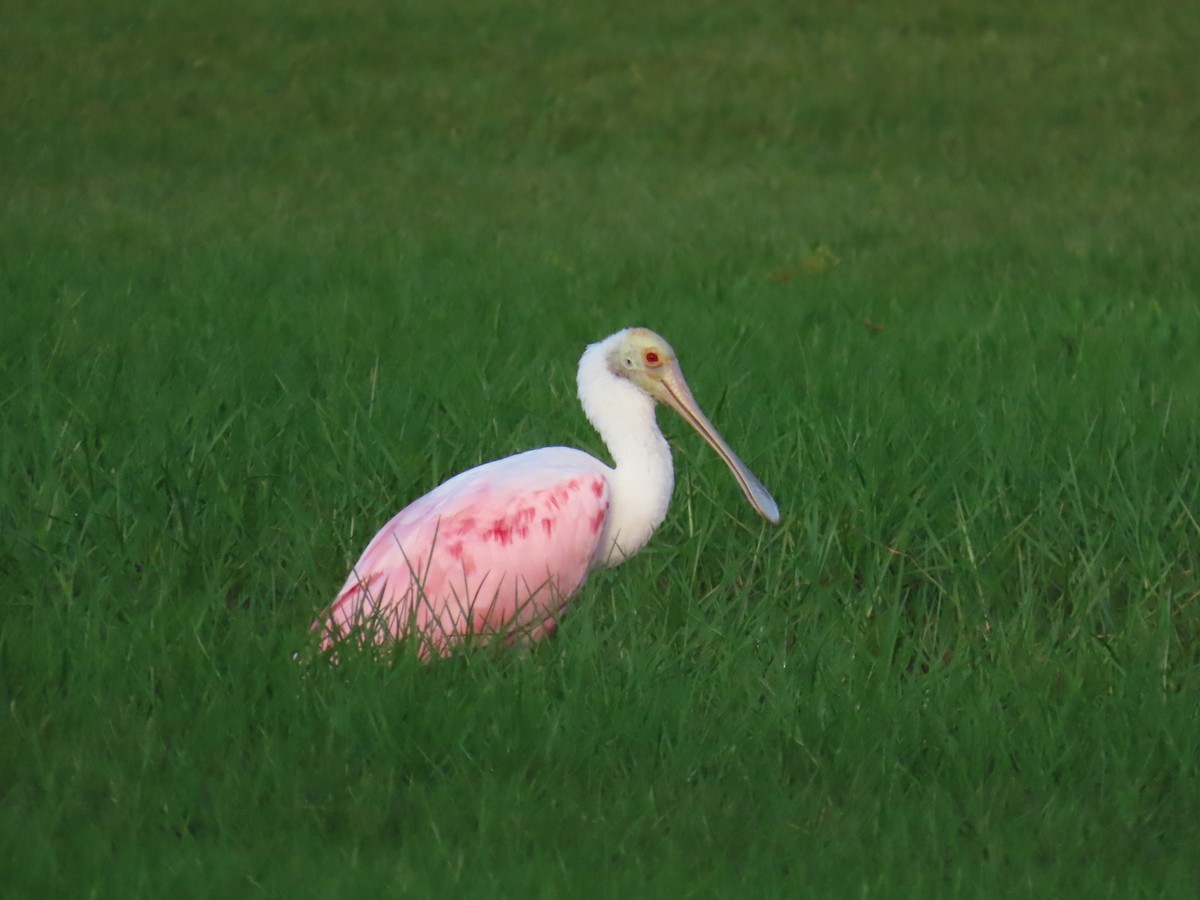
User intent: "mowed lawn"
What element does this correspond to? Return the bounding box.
[3,0,1199,895]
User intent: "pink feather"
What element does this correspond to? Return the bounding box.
[318,448,611,658]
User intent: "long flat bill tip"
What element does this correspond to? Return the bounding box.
[746,481,780,524]
[759,495,781,525]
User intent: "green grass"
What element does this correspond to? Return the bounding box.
[3,0,1199,895]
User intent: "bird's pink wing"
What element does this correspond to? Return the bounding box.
[319,448,611,657]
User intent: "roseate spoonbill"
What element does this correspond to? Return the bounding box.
[317,327,779,658]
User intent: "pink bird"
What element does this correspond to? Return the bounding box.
[316,327,780,658]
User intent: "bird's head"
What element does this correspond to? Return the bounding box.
[605,327,680,399]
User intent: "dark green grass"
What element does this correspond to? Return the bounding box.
[3,0,1199,896]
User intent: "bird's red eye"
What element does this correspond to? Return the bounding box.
[644,350,661,366]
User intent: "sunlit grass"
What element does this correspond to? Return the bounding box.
[3,0,1199,896]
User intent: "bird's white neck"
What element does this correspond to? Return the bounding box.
[577,332,674,568]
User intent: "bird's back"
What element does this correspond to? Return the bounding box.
[319,447,612,657]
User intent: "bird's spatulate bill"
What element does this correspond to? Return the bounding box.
[655,363,781,524]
